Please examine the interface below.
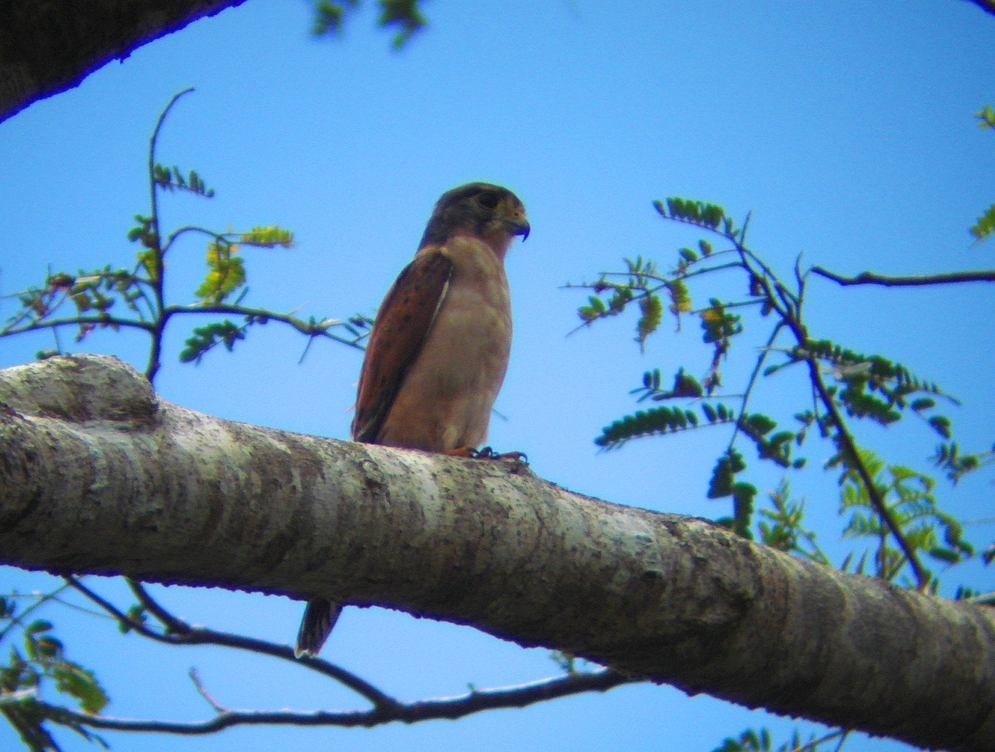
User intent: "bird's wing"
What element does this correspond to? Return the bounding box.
[351,248,453,443]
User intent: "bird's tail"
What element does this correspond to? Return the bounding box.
[294,598,342,659]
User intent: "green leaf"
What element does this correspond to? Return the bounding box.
[970,202,995,244]
[194,240,247,304]
[702,403,718,422]
[708,449,745,499]
[377,0,428,48]
[732,483,756,539]
[928,547,961,564]
[636,294,662,347]
[51,661,110,714]
[928,415,952,439]
[180,320,247,364]
[744,414,776,436]
[34,635,63,658]
[665,278,691,315]
[239,225,294,248]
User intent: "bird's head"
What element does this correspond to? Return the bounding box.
[418,183,529,257]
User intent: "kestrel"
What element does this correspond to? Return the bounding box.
[294,182,529,658]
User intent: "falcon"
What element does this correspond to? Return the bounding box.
[294,182,529,658]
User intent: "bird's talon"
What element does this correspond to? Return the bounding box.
[466,446,528,463]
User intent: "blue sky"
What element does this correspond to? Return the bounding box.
[1,1,993,750]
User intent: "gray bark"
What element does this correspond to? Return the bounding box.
[1,354,994,751]
[0,0,247,124]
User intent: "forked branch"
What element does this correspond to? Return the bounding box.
[61,577,635,736]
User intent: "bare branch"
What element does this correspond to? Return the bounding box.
[65,577,399,710]
[37,669,634,735]
[811,267,995,287]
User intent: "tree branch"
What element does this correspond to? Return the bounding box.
[0,315,156,338]
[3,354,995,751]
[805,357,931,589]
[65,576,402,710]
[162,303,366,348]
[60,575,635,735]
[0,1,249,123]
[966,0,995,18]
[811,267,995,287]
[37,668,633,734]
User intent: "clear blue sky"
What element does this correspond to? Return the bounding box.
[1,1,993,750]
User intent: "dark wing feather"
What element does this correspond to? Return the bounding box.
[351,249,453,443]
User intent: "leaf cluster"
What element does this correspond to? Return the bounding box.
[838,451,974,580]
[312,0,427,48]
[151,164,214,198]
[713,726,846,752]
[971,104,995,244]
[1,599,108,751]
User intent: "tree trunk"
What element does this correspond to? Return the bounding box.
[1,354,993,751]
[0,0,247,123]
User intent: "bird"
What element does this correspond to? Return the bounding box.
[294,182,529,658]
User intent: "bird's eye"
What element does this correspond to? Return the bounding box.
[477,192,500,209]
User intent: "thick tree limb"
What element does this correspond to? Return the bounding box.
[0,0,247,124]
[2,355,995,751]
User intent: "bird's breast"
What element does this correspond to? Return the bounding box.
[378,238,512,451]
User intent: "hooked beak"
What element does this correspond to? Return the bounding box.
[509,216,530,242]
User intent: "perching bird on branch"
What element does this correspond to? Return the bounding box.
[294,182,530,658]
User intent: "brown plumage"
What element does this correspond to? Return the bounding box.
[294,183,529,658]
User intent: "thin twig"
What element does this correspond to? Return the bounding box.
[1,315,156,338]
[0,583,73,642]
[160,303,366,350]
[831,729,850,752]
[161,225,229,254]
[189,669,226,714]
[127,580,189,634]
[727,322,784,449]
[673,260,746,282]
